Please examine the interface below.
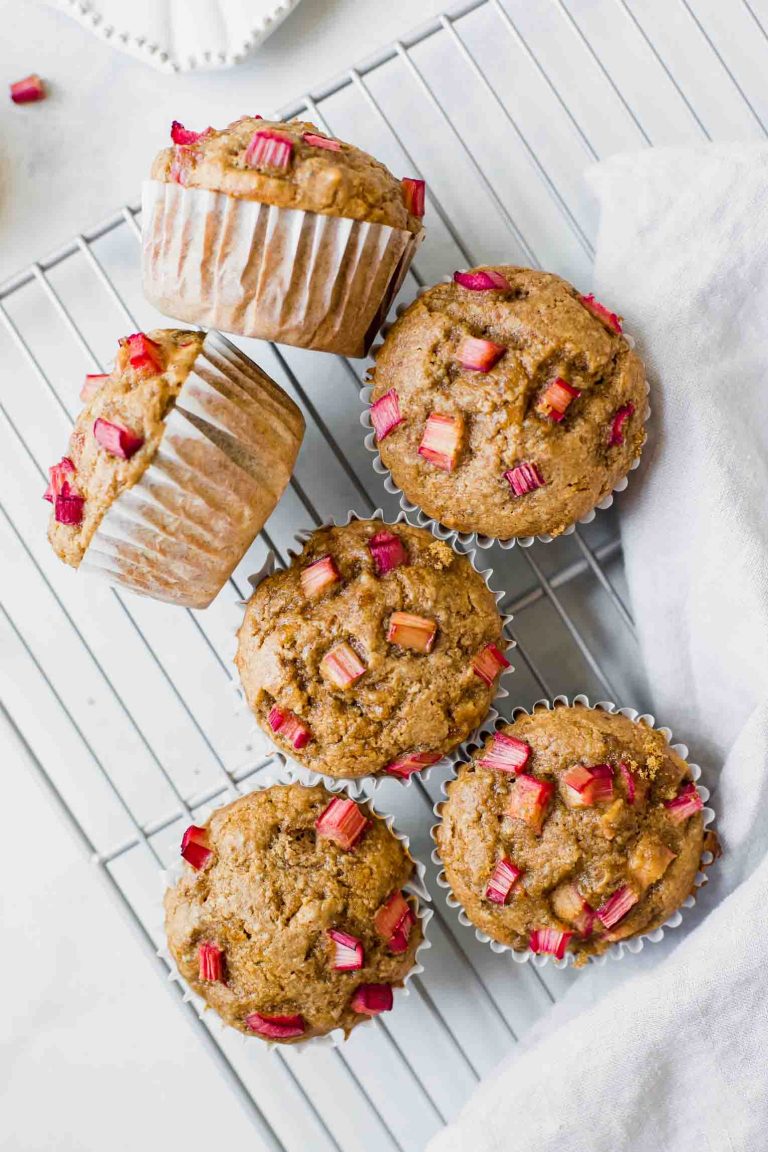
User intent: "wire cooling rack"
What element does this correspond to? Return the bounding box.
[2,0,766,1148]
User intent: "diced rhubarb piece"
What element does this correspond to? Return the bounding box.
[266,706,311,750]
[368,530,407,575]
[578,293,623,334]
[93,418,145,460]
[374,891,410,940]
[596,884,639,929]
[529,927,573,959]
[401,177,426,218]
[485,857,522,905]
[320,642,366,688]
[387,611,437,653]
[350,983,394,1016]
[471,643,510,686]
[505,461,545,497]
[506,774,554,834]
[418,412,463,472]
[245,129,294,170]
[198,941,224,982]
[10,74,45,104]
[387,908,416,955]
[551,883,596,937]
[453,269,511,291]
[609,403,635,447]
[44,456,76,502]
[246,1012,305,1039]
[170,120,210,145]
[80,373,109,402]
[121,332,163,377]
[457,336,506,372]
[619,762,636,804]
[303,131,342,151]
[54,488,85,525]
[181,824,212,871]
[315,797,369,850]
[536,378,581,423]
[384,751,441,779]
[300,554,340,597]
[478,731,531,775]
[664,781,704,824]
[629,835,677,888]
[327,929,364,971]
[369,389,403,442]
[562,763,614,808]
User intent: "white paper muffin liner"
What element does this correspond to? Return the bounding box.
[142,180,423,358]
[158,761,432,1052]
[79,329,304,608]
[431,693,718,969]
[233,507,514,794]
[360,290,651,550]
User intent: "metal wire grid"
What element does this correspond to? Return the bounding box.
[2,0,764,1147]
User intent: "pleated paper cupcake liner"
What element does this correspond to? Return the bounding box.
[141,180,423,357]
[158,761,432,1052]
[360,292,650,550]
[233,507,515,794]
[431,694,719,969]
[79,330,303,608]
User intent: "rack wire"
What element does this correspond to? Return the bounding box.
[2,0,764,1147]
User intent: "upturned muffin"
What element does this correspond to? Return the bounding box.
[434,704,718,964]
[143,117,425,356]
[164,784,424,1043]
[368,266,647,539]
[235,519,508,780]
[45,328,304,608]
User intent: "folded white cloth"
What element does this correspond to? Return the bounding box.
[427,144,768,1152]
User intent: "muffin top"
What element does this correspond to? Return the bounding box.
[236,519,506,780]
[369,267,647,540]
[47,330,205,567]
[150,117,423,235]
[435,705,717,963]
[164,784,423,1042]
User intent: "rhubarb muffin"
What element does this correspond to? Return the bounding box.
[164,783,425,1043]
[368,266,647,540]
[434,704,718,964]
[45,328,304,608]
[235,518,508,780]
[143,117,425,356]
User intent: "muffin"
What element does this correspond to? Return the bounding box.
[164,783,425,1043]
[235,518,508,780]
[367,266,647,540]
[434,704,718,964]
[45,328,304,608]
[142,116,425,356]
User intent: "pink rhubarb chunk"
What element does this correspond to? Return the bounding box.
[596,884,639,929]
[300,554,340,597]
[457,336,506,372]
[44,456,76,503]
[478,731,531,774]
[554,883,596,937]
[453,269,510,291]
[387,611,437,653]
[10,74,45,104]
[471,643,510,686]
[121,333,163,377]
[351,984,394,1016]
[327,929,364,971]
[562,763,614,808]
[198,941,224,982]
[267,706,311,750]
[303,131,341,151]
[529,927,573,959]
[245,129,294,170]
[401,177,426,218]
[505,461,545,497]
[536,378,581,423]
[619,762,636,804]
[54,488,85,525]
[506,774,553,834]
[181,824,212,871]
[609,403,635,446]
[369,389,403,442]
[170,121,209,145]
[315,797,369,850]
[664,781,704,824]
[368,530,407,575]
[485,857,522,905]
[93,418,145,460]
[374,891,415,954]
[80,373,109,402]
[246,1012,305,1039]
[320,642,366,689]
[578,293,622,334]
[384,751,441,780]
[418,412,463,472]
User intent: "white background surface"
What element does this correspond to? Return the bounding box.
[0,2,447,1149]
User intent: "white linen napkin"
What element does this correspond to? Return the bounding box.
[427,144,768,1152]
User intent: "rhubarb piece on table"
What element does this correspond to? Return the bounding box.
[418,412,463,472]
[478,731,531,774]
[386,611,437,653]
[245,129,294,170]
[609,403,635,446]
[327,929,364,971]
[505,461,545,497]
[80,373,109,402]
[320,642,366,689]
[121,333,163,377]
[536,378,581,423]
[181,824,212,871]
[578,293,623,334]
[401,177,426,218]
[300,554,340,597]
[453,269,510,291]
[629,835,677,888]
[562,763,614,808]
[457,336,506,372]
[529,927,573,959]
[246,1012,305,1039]
[369,388,403,442]
[551,882,596,937]
[303,132,341,151]
[664,781,704,824]
[368,530,407,575]
[350,983,394,1016]
[315,797,369,850]
[10,74,45,104]
[471,643,510,686]
[506,774,553,834]
[596,884,638,930]
[485,857,522,905]
[384,751,441,779]
[93,418,145,460]
[198,941,224,982]
[266,706,311,750]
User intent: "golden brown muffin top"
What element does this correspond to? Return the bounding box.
[235,519,506,780]
[164,784,423,1042]
[435,705,717,963]
[369,267,647,540]
[150,117,423,234]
